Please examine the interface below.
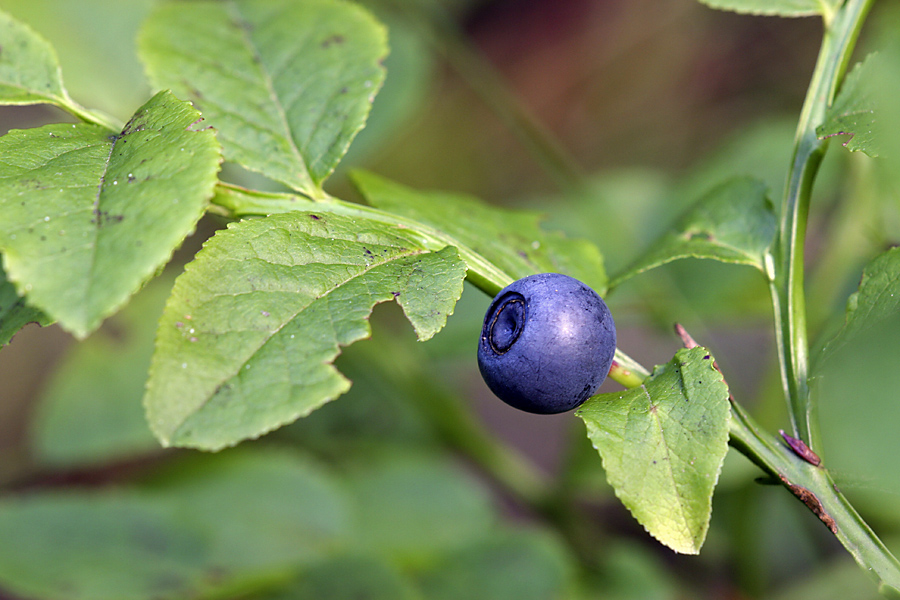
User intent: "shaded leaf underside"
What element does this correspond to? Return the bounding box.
[611,177,776,288]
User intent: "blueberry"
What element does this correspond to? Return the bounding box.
[477,273,616,414]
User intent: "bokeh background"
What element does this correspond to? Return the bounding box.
[2,1,900,599]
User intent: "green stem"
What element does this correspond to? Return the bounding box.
[615,353,900,592]
[770,0,873,451]
[728,402,900,595]
[216,180,652,399]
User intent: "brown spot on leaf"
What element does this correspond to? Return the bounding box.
[321,34,345,48]
[687,230,713,242]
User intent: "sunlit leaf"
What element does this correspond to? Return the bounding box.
[576,347,731,554]
[139,0,387,197]
[0,91,221,338]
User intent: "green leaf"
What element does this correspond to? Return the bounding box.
[611,177,776,288]
[0,90,221,338]
[351,170,608,296]
[0,258,51,347]
[139,0,387,197]
[696,0,835,17]
[144,211,466,450]
[817,55,881,157]
[342,453,495,567]
[0,450,350,600]
[416,530,574,600]
[0,8,67,106]
[265,556,419,600]
[30,277,172,467]
[576,347,731,554]
[815,247,900,370]
[1,0,154,121]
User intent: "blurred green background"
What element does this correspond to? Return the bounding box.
[1,0,899,598]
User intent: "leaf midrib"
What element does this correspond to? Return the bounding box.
[225,0,313,195]
[647,366,699,549]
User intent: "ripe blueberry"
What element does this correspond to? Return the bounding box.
[477,273,616,414]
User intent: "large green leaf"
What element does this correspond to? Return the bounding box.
[815,247,900,370]
[0,258,51,347]
[0,450,350,600]
[0,8,67,106]
[145,211,466,450]
[351,170,607,295]
[139,0,387,197]
[0,90,221,338]
[696,0,836,17]
[818,55,881,157]
[611,177,776,288]
[576,347,731,554]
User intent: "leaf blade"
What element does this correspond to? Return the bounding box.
[611,177,776,288]
[696,0,834,17]
[815,246,900,371]
[0,258,51,347]
[0,8,67,106]
[817,54,881,157]
[576,347,731,554]
[351,170,608,295]
[139,0,387,196]
[145,211,466,450]
[0,90,221,337]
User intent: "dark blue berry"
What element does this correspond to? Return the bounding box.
[477,273,616,414]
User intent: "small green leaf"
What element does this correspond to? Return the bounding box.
[815,247,900,370]
[0,450,350,600]
[145,211,466,450]
[0,90,221,338]
[818,55,881,157]
[611,177,776,288]
[139,0,387,197]
[351,170,607,296]
[0,258,51,347]
[576,347,731,554]
[0,8,67,106]
[696,0,834,17]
